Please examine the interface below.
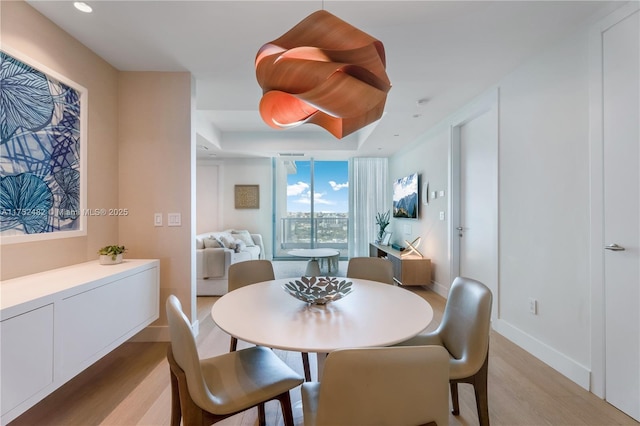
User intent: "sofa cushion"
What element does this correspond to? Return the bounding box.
[232,229,256,247]
[244,245,261,260]
[196,237,205,250]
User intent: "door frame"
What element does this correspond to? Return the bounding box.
[588,1,640,399]
[449,88,500,320]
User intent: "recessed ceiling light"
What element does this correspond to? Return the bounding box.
[73,2,92,13]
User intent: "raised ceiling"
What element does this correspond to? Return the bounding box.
[26,0,621,159]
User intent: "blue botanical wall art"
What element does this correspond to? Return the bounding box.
[1,48,86,243]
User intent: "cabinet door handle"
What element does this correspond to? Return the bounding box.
[604,243,625,251]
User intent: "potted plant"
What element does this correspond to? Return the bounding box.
[98,245,127,265]
[375,210,390,243]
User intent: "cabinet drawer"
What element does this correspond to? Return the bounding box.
[1,304,54,416]
[58,269,158,379]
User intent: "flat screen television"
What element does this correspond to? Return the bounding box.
[393,172,419,219]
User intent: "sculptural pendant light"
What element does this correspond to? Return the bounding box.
[255,10,391,139]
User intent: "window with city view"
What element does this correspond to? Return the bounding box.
[274,159,349,258]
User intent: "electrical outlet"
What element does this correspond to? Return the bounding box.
[528,298,538,315]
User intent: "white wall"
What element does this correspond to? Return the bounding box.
[496,27,592,383]
[390,18,598,388]
[196,162,221,234]
[388,127,452,292]
[215,158,273,258]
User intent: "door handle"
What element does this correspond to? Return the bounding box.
[604,243,626,251]
[456,227,463,231]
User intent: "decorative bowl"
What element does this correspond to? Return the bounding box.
[283,276,353,305]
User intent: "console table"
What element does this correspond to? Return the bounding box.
[369,243,431,286]
[0,259,160,425]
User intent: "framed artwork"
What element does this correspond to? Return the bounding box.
[0,47,88,244]
[235,185,259,209]
[382,232,392,246]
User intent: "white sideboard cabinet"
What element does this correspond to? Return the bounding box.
[0,259,160,425]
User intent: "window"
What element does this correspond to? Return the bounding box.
[273,159,349,258]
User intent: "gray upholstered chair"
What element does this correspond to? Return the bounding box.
[166,295,303,426]
[301,346,450,426]
[346,257,395,284]
[396,276,493,426]
[228,259,312,381]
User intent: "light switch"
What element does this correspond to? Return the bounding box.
[168,213,181,227]
[439,211,445,221]
[438,190,445,197]
[403,224,411,235]
[431,191,437,199]
[154,213,163,227]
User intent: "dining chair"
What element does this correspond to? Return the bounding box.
[346,256,395,284]
[301,345,450,426]
[228,259,312,382]
[166,295,303,426]
[395,276,493,426]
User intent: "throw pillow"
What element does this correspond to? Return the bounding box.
[232,229,256,247]
[219,233,237,249]
[203,237,222,248]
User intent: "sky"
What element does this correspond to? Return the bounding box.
[392,172,418,201]
[287,161,349,213]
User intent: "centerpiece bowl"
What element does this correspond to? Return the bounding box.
[283,276,353,305]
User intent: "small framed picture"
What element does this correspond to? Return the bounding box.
[382,232,392,246]
[235,185,259,209]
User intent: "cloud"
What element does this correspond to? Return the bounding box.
[329,181,348,191]
[288,181,309,196]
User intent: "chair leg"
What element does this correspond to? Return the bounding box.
[276,391,296,426]
[169,363,182,426]
[258,403,266,426]
[472,354,490,426]
[450,381,460,415]
[302,352,312,381]
[230,336,238,352]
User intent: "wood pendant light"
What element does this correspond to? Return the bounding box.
[255,10,391,139]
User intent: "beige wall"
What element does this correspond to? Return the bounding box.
[118,72,194,327]
[1,1,195,331]
[0,1,119,279]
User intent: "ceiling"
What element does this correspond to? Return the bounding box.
[26,0,620,160]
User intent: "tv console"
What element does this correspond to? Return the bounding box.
[369,243,431,286]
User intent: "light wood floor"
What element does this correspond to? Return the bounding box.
[9,283,638,425]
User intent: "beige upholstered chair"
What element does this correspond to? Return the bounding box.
[346,257,395,284]
[396,276,493,426]
[228,259,312,381]
[301,346,450,426]
[166,295,303,426]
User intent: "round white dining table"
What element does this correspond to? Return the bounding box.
[211,278,433,377]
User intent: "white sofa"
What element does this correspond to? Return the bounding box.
[196,229,265,295]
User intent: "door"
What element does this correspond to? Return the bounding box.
[451,92,499,316]
[602,8,640,420]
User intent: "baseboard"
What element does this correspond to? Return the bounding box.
[425,280,449,298]
[129,324,170,342]
[493,319,590,390]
